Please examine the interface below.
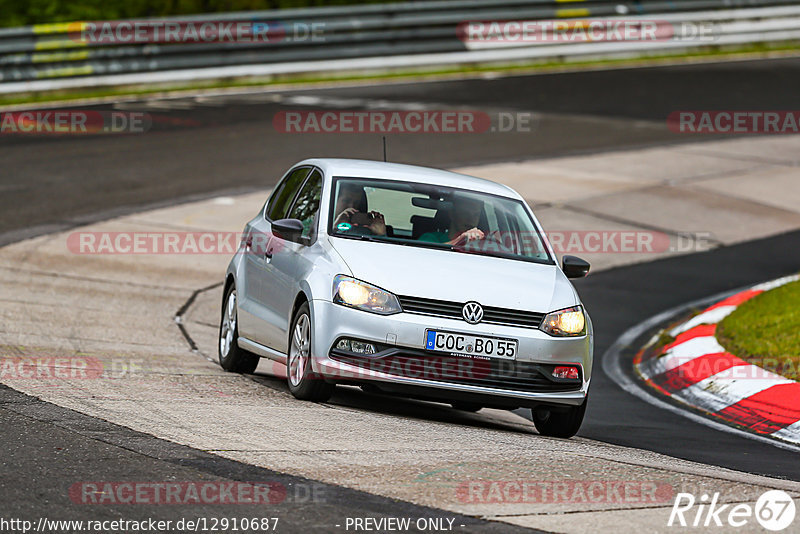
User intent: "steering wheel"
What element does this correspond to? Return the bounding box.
[476,230,517,254]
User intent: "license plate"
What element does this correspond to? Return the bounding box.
[425,330,517,360]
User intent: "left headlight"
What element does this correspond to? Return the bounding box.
[539,305,586,337]
[332,275,401,315]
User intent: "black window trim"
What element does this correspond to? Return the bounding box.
[285,166,324,246]
[263,165,314,223]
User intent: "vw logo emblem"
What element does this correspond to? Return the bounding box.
[462,302,484,324]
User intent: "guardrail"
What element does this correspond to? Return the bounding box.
[0,0,798,93]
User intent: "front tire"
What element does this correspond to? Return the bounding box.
[287,302,334,402]
[531,396,587,438]
[218,285,260,374]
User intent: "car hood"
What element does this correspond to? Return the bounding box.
[329,237,578,313]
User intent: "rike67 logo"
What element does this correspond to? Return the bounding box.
[668,490,796,531]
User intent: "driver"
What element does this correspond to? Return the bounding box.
[419,195,484,245]
[333,183,386,236]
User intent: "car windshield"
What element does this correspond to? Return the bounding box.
[328,177,552,264]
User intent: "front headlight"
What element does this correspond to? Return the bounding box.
[540,306,586,337]
[332,275,401,315]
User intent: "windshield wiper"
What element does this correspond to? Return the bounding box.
[394,239,452,250]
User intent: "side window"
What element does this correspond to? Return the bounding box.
[266,167,311,221]
[287,169,323,240]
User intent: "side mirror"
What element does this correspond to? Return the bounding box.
[272,218,305,243]
[562,255,590,279]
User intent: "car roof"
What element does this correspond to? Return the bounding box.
[298,158,521,199]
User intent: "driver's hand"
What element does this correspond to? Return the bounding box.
[461,227,485,242]
[334,207,357,225]
[452,227,484,245]
[368,211,386,236]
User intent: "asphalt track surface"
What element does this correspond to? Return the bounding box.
[318,56,800,121]
[2,57,800,525]
[0,384,529,532]
[10,56,792,244]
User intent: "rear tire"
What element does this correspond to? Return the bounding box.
[287,302,334,402]
[218,285,260,374]
[531,396,587,438]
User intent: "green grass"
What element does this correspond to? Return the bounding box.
[0,0,401,28]
[2,40,800,107]
[717,279,800,381]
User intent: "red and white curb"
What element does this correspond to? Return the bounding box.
[635,274,800,445]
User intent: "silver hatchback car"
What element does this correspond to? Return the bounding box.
[220,159,593,437]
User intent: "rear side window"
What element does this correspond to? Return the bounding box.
[287,169,323,240]
[266,167,311,221]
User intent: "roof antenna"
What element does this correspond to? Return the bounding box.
[382,136,387,162]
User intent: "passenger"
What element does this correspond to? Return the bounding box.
[419,196,484,245]
[333,183,386,236]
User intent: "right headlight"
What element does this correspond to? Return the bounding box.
[539,305,586,337]
[332,275,401,315]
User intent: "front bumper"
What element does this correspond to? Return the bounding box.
[309,300,592,408]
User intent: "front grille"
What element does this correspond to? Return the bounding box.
[330,350,581,393]
[397,295,546,329]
